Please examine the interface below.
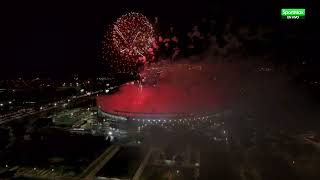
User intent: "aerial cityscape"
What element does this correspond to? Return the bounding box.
[0,1,320,180]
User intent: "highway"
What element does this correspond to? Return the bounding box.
[0,90,104,125]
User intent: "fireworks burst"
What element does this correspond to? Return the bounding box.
[102,12,155,75]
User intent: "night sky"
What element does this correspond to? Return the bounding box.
[0,0,317,79]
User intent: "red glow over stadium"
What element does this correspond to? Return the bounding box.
[96,62,240,118]
[97,82,225,117]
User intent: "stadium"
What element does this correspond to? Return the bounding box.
[95,63,231,136]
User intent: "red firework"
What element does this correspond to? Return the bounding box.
[102,12,155,74]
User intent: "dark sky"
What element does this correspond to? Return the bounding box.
[0,0,317,79]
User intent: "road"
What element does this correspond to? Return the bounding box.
[79,145,121,179]
[132,148,154,180]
